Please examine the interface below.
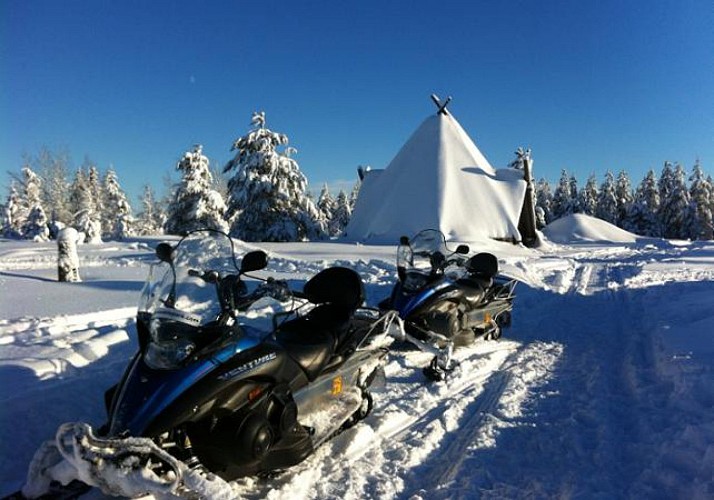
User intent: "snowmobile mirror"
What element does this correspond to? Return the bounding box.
[455,244,470,254]
[155,243,174,264]
[240,250,268,274]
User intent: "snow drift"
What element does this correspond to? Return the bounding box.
[543,213,640,244]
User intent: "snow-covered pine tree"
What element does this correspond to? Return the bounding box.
[165,145,228,235]
[656,161,676,237]
[103,168,133,240]
[331,189,352,235]
[578,174,598,217]
[551,169,575,220]
[535,178,553,226]
[615,170,634,228]
[349,180,361,212]
[2,182,24,238]
[135,185,164,236]
[20,165,50,240]
[87,165,104,219]
[595,171,617,224]
[69,168,102,243]
[568,175,581,213]
[625,170,660,237]
[317,184,339,237]
[223,112,324,242]
[688,159,713,240]
[659,163,692,239]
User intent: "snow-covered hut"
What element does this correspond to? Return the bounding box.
[344,101,534,244]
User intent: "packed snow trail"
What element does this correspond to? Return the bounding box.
[445,257,712,500]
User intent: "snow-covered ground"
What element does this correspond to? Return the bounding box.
[1,216,712,499]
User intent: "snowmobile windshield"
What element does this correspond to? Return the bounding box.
[406,229,452,273]
[138,230,256,369]
[399,230,459,292]
[138,230,242,326]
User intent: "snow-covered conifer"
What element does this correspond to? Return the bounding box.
[20,166,50,240]
[568,175,581,213]
[223,112,324,242]
[23,205,50,241]
[551,170,575,220]
[103,168,133,240]
[68,168,102,243]
[659,163,691,239]
[2,183,24,238]
[535,178,553,226]
[317,184,339,236]
[625,170,660,237]
[688,159,713,240]
[349,180,361,212]
[595,171,617,224]
[165,145,228,235]
[331,190,352,235]
[135,185,164,236]
[578,175,598,216]
[615,170,634,228]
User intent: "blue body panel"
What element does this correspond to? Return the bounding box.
[110,326,266,436]
[392,279,451,318]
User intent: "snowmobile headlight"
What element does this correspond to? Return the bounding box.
[144,318,197,369]
[144,338,196,370]
[403,271,429,291]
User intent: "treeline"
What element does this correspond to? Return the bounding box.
[535,160,713,240]
[2,112,360,242]
[5,114,710,243]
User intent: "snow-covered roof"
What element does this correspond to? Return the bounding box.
[344,111,527,243]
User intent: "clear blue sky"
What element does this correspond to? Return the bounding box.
[2,0,713,203]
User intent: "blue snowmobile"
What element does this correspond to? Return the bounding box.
[380,229,517,380]
[18,229,401,499]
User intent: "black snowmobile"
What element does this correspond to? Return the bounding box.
[18,229,400,499]
[380,229,517,380]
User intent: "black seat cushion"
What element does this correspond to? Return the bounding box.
[304,267,364,309]
[465,253,498,279]
[275,304,352,381]
[275,267,364,381]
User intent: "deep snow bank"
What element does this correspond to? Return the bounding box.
[543,213,639,244]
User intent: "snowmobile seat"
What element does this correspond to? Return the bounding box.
[275,316,342,381]
[463,253,498,288]
[455,279,487,306]
[303,267,365,311]
[275,267,364,381]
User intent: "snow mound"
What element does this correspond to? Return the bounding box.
[543,214,639,244]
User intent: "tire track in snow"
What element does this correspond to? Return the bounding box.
[413,370,512,490]
[229,342,521,500]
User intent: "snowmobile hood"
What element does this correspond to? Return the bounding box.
[109,332,263,437]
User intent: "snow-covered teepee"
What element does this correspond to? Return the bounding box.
[344,97,530,243]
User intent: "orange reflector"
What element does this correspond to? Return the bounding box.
[332,376,343,395]
[484,312,492,323]
[248,387,263,401]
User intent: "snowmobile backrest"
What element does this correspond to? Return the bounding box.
[303,267,365,310]
[465,253,499,279]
